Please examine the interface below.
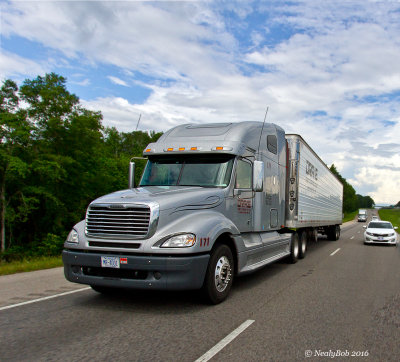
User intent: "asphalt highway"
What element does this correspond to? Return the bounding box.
[1,215,399,362]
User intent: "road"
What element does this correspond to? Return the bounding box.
[1,216,399,362]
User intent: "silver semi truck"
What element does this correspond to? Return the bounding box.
[63,122,343,303]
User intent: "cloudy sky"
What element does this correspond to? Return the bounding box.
[1,0,400,205]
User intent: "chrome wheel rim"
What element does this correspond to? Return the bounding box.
[214,256,232,292]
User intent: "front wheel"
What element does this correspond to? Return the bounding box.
[203,244,234,304]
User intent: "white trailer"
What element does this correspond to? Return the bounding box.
[285,134,342,241]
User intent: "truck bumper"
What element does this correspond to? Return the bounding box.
[62,250,210,291]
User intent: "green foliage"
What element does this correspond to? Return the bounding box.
[0,74,161,257]
[330,164,375,213]
[378,209,400,231]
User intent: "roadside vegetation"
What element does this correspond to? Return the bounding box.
[0,73,379,274]
[0,256,62,276]
[378,208,400,232]
[343,210,358,223]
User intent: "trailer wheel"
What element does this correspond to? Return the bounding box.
[334,225,340,240]
[299,231,307,259]
[203,244,234,304]
[328,225,340,241]
[288,233,299,264]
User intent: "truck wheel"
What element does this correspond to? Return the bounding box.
[299,231,307,259]
[288,233,299,264]
[328,225,340,241]
[203,244,234,304]
[335,225,340,240]
[90,285,114,294]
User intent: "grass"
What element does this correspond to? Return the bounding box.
[343,210,358,223]
[0,256,63,276]
[378,208,400,232]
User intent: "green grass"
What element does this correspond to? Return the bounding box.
[378,209,400,232]
[0,256,63,276]
[343,210,358,223]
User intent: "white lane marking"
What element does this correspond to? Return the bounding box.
[195,319,255,362]
[0,287,91,312]
[330,248,341,256]
[350,236,354,239]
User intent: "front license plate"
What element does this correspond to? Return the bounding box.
[101,256,120,268]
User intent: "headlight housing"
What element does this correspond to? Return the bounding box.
[160,234,196,248]
[66,229,79,244]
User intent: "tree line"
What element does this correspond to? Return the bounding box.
[1,73,374,260]
[329,165,375,212]
[0,73,161,259]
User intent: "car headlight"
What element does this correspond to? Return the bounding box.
[66,229,79,244]
[160,234,196,248]
[366,232,373,236]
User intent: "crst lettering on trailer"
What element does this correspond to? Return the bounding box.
[306,160,318,181]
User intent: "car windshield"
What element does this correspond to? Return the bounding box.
[368,222,393,229]
[140,155,234,187]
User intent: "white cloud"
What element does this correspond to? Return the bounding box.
[2,0,400,204]
[0,51,47,81]
[107,76,128,87]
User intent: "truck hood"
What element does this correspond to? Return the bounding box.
[89,186,225,212]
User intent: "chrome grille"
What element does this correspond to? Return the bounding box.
[85,204,151,238]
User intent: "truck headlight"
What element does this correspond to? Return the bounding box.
[160,234,196,248]
[66,229,79,244]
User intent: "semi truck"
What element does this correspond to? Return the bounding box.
[63,122,343,303]
[358,209,367,222]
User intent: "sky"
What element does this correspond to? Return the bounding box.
[1,0,400,205]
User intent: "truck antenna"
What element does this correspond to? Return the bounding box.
[135,114,142,131]
[257,106,269,156]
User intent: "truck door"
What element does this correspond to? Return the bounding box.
[231,158,254,232]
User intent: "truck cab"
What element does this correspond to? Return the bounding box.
[63,122,342,303]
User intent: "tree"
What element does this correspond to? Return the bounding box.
[1,73,163,257]
[0,80,34,252]
[330,164,375,213]
[330,164,358,213]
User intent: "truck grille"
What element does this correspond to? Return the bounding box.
[85,204,151,238]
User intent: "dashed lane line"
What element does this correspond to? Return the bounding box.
[0,287,91,311]
[194,319,255,362]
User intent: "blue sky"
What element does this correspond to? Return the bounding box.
[1,0,400,204]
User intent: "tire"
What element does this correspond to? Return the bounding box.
[90,285,115,294]
[328,225,340,241]
[307,228,318,243]
[203,244,234,304]
[299,231,307,259]
[288,233,299,264]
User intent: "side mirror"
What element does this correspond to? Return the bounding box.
[253,161,264,192]
[363,225,367,229]
[394,226,398,230]
[128,161,135,189]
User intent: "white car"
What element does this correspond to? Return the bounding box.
[363,221,398,245]
[371,216,379,220]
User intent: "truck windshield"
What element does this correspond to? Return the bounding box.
[140,155,234,187]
